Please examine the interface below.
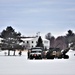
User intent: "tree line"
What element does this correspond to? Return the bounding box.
[45,30,75,50]
[0,26,75,56]
[0,26,24,56]
[0,26,44,56]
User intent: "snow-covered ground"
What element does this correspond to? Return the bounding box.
[0,50,75,75]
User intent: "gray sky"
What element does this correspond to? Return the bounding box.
[0,0,75,37]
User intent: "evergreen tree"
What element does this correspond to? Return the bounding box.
[65,30,75,44]
[36,36,44,48]
[67,30,74,36]
[0,26,24,56]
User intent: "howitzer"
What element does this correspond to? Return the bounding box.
[46,44,70,59]
[46,43,61,59]
[62,48,70,55]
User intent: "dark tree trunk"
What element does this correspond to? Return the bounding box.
[8,50,10,56]
[19,50,22,56]
[13,50,16,56]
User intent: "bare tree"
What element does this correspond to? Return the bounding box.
[45,33,55,48]
[45,33,51,40]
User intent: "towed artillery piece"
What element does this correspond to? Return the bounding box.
[46,47,70,59]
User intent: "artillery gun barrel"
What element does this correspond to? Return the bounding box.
[62,48,70,55]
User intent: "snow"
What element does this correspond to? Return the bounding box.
[0,50,75,75]
[21,38,34,41]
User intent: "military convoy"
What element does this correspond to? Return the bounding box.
[28,47,70,59]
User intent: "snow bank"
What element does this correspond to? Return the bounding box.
[0,50,75,75]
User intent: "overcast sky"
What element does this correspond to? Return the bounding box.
[0,0,75,37]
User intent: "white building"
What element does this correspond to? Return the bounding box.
[21,36,50,49]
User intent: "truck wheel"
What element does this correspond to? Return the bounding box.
[39,57,42,59]
[30,56,33,59]
[30,58,33,59]
[35,57,38,59]
[39,56,42,59]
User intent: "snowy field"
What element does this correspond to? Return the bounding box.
[0,50,75,75]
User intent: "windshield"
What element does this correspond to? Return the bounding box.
[31,51,42,53]
[31,49,42,53]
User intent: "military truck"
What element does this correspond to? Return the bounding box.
[28,47,43,59]
[46,47,70,59]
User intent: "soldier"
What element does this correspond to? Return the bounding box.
[19,51,22,56]
[28,50,30,58]
[4,52,7,56]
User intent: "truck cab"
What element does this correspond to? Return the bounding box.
[28,47,43,59]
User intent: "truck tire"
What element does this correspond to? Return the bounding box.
[30,57,33,59]
[30,56,33,59]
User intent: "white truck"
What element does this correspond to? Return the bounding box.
[28,47,43,59]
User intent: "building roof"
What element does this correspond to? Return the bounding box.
[21,36,49,41]
[42,38,49,41]
[21,38,34,41]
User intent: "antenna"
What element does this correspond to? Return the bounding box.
[36,32,40,37]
